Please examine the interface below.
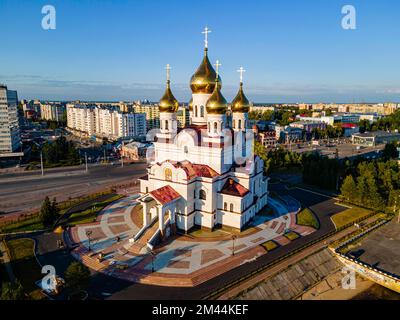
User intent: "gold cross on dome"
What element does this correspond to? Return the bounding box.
[214,60,221,78]
[237,66,246,83]
[202,26,212,48]
[165,64,171,82]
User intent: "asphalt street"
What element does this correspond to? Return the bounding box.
[0,162,147,217]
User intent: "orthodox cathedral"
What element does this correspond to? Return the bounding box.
[138,28,268,236]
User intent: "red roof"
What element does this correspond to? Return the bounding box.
[168,161,219,180]
[220,178,250,197]
[342,123,358,129]
[150,185,181,204]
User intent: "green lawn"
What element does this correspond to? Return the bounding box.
[261,240,279,252]
[331,205,373,229]
[67,194,124,226]
[0,217,45,234]
[6,238,44,300]
[0,194,124,233]
[284,231,300,241]
[297,208,320,229]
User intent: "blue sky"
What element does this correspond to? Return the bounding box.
[1,0,400,103]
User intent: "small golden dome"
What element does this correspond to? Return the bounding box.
[188,98,193,112]
[190,48,221,94]
[231,82,250,113]
[206,79,227,115]
[159,80,179,113]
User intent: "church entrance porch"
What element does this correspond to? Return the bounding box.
[137,185,182,247]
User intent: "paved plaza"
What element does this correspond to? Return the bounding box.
[68,194,316,287]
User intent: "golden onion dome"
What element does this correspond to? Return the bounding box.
[206,79,227,115]
[190,48,221,94]
[188,98,193,112]
[159,80,179,113]
[231,82,250,113]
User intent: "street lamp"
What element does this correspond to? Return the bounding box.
[232,235,237,256]
[86,230,93,251]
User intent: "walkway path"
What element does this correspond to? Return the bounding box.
[69,194,317,287]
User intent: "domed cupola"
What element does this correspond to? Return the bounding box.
[231,66,250,113]
[188,97,193,112]
[231,82,250,113]
[190,48,222,94]
[206,60,227,115]
[159,64,179,113]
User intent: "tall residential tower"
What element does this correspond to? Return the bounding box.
[0,85,21,154]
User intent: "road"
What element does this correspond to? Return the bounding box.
[0,162,147,219]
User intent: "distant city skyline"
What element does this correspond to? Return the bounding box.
[1,0,400,103]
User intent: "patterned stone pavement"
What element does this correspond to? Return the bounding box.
[68,195,316,287]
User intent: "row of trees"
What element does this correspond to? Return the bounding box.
[254,141,302,173]
[340,160,400,210]
[30,136,80,166]
[311,125,344,139]
[248,108,314,126]
[359,110,400,133]
[254,139,400,208]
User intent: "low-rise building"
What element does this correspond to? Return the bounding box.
[275,125,303,143]
[121,141,152,160]
[352,131,400,147]
[259,131,277,148]
[290,121,327,133]
[342,123,359,137]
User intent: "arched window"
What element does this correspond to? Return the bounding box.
[214,122,218,133]
[165,120,169,130]
[238,119,242,129]
[199,189,206,200]
[165,168,172,181]
[224,202,227,211]
[194,189,196,199]
[195,105,198,117]
[208,122,210,133]
[233,119,236,129]
[230,203,234,212]
[200,105,204,117]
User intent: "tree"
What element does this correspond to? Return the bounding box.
[39,196,57,226]
[1,280,25,300]
[383,142,399,160]
[51,197,59,217]
[65,262,91,293]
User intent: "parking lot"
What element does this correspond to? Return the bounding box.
[283,140,384,159]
